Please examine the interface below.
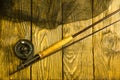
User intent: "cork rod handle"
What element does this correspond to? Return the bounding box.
[38,36,73,58]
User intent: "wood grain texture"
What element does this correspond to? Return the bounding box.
[63,20,93,80]
[32,26,62,80]
[31,0,62,79]
[63,18,94,79]
[0,0,31,79]
[63,0,93,79]
[1,0,120,79]
[93,0,120,79]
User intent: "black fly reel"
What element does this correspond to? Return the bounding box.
[14,39,34,60]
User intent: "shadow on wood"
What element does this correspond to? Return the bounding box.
[0,0,112,29]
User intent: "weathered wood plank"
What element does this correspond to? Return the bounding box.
[63,0,93,79]
[93,0,120,79]
[0,0,31,79]
[63,20,93,80]
[31,0,62,79]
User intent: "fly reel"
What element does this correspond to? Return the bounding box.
[14,39,34,60]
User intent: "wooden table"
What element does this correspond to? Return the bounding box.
[0,0,120,79]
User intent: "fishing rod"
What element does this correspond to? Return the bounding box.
[10,8,120,75]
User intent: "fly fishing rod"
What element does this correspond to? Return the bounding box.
[10,8,120,75]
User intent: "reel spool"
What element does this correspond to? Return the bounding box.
[14,39,34,60]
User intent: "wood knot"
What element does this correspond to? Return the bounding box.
[101,31,120,57]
